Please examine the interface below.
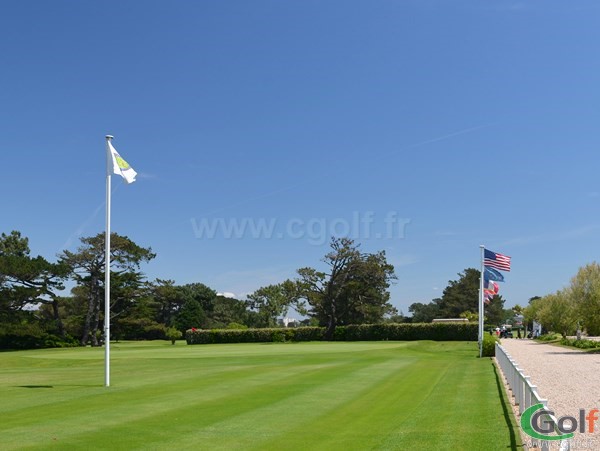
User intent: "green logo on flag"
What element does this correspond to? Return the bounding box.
[115,154,131,170]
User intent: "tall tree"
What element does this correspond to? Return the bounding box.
[173,299,206,332]
[172,283,217,331]
[59,232,155,346]
[406,268,508,323]
[0,231,68,336]
[569,262,600,335]
[535,290,578,338]
[295,237,397,340]
[246,282,297,328]
[148,279,183,327]
[437,268,480,318]
[210,295,249,328]
[408,300,441,323]
[484,295,506,325]
[177,283,216,314]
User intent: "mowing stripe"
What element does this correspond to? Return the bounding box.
[0,341,520,450]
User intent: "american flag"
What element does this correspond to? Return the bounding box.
[484,249,511,272]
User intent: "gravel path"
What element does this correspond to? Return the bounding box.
[499,339,600,449]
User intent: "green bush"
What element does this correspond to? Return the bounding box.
[186,323,478,345]
[272,331,286,342]
[226,322,248,330]
[482,334,499,357]
[293,327,324,342]
[536,333,562,342]
[165,327,183,344]
[560,338,600,350]
[143,324,168,340]
[340,323,478,342]
[115,319,167,340]
[0,323,78,350]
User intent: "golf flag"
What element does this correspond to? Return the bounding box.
[107,141,137,184]
[484,266,505,283]
[484,249,511,272]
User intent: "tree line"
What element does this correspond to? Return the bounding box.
[522,263,600,338]
[408,263,600,338]
[407,268,514,326]
[0,232,399,348]
[8,226,594,349]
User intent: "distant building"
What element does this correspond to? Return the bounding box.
[282,317,298,327]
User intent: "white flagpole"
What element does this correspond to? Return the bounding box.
[478,245,485,358]
[104,135,113,387]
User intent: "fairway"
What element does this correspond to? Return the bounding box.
[0,341,520,450]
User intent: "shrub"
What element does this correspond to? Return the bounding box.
[226,322,248,330]
[272,331,286,342]
[143,324,168,340]
[536,333,562,342]
[115,319,167,340]
[292,327,324,342]
[560,338,600,350]
[0,323,78,350]
[340,323,478,342]
[481,333,499,357]
[186,323,478,345]
[165,327,183,344]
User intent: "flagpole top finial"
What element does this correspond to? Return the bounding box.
[106,135,114,140]
[480,244,485,248]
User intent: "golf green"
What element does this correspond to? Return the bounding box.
[0,341,520,450]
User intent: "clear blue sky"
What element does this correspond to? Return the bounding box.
[2,1,600,315]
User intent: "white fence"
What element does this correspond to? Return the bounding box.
[495,343,570,451]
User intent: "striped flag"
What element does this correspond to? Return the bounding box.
[484,249,511,272]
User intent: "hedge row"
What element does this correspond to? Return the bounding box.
[335,323,478,341]
[560,337,600,350]
[186,323,478,345]
[185,327,323,344]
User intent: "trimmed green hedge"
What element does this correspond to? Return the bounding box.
[336,323,478,341]
[186,327,322,344]
[186,323,478,345]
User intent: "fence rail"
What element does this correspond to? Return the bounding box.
[495,343,570,451]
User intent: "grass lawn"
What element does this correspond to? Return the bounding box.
[0,341,520,450]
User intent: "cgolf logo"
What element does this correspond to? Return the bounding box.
[521,403,599,441]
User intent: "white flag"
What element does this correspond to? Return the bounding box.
[107,141,137,184]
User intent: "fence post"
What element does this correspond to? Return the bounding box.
[515,369,523,407]
[522,377,532,414]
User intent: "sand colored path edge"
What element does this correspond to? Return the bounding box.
[497,339,600,450]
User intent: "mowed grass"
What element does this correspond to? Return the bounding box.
[0,341,520,450]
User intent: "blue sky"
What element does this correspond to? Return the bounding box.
[2,1,600,315]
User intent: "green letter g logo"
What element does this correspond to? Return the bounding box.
[521,403,574,441]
